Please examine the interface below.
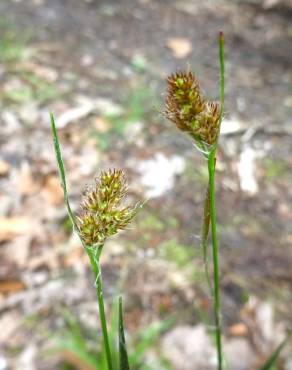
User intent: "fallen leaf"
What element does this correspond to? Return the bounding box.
[28,249,59,271]
[9,235,32,267]
[56,103,95,128]
[166,38,192,59]
[63,246,84,268]
[94,117,110,133]
[0,159,10,176]
[229,322,249,336]
[0,311,21,344]
[0,279,26,294]
[18,162,40,196]
[59,350,97,370]
[41,175,64,206]
[0,217,31,242]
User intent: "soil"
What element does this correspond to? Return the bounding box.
[0,0,291,369]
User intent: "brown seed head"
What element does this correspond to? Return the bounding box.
[164,70,220,147]
[77,169,137,246]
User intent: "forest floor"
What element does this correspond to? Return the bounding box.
[0,0,292,369]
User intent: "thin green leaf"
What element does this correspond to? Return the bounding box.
[201,186,213,295]
[108,299,120,370]
[219,31,225,127]
[50,112,77,231]
[202,186,210,263]
[259,334,291,370]
[119,296,130,370]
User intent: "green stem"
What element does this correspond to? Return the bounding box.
[201,186,213,295]
[219,31,225,127]
[201,31,225,297]
[86,246,113,370]
[208,151,223,370]
[50,113,113,369]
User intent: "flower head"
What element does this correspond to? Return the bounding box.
[77,169,137,246]
[164,71,220,148]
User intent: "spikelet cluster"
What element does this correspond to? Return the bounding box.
[164,71,220,147]
[77,169,137,246]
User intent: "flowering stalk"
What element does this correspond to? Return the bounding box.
[51,114,136,370]
[86,245,113,370]
[75,169,138,370]
[208,148,222,370]
[202,31,225,370]
[164,31,225,370]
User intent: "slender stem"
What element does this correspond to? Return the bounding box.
[50,113,113,368]
[219,31,225,127]
[201,32,225,296]
[201,186,213,296]
[204,30,224,370]
[86,247,113,370]
[208,151,223,370]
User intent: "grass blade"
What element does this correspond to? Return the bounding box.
[201,186,213,294]
[259,334,291,370]
[219,31,225,126]
[50,112,78,231]
[51,113,114,370]
[202,186,211,261]
[119,296,130,370]
[201,31,225,297]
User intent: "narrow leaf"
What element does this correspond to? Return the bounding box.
[201,186,213,294]
[218,31,225,126]
[50,112,78,231]
[259,333,291,370]
[119,296,130,370]
[201,186,211,263]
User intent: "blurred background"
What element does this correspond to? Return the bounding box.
[0,0,292,369]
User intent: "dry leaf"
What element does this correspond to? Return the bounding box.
[166,38,192,59]
[56,103,95,129]
[9,235,32,267]
[0,311,21,344]
[0,159,10,176]
[28,249,59,271]
[18,162,40,196]
[0,217,31,242]
[0,279,26,294]
[41,175,64,206]
[59,350,97,370]
[229,322,249,336]
[63,246,84,268]
[94,117,110,133]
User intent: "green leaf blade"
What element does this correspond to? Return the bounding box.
[50,112,77,231]
[259,334,291,370]
[119,296,130,370]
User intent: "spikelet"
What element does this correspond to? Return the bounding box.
[164,71,220,148]
[77,169,137,246]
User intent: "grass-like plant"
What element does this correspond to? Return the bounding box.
[51,114,140,370]
[163,32,290,370]
[51,31,290,370]
[163,32,225,369]
[54,302,172,370]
